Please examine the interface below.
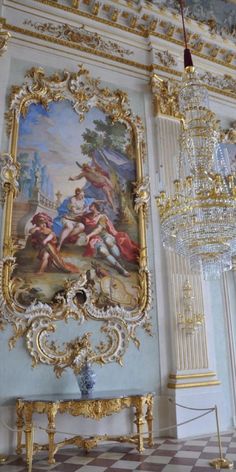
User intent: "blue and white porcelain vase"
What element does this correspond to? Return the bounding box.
[77,362,96,395]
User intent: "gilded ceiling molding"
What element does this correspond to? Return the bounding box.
[3,22,149,72]
[30,0,236,70]
[23,19,134,58]
[4,18,235,102]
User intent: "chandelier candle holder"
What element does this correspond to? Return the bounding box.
[156,0,236,280]
[177,280,204,335]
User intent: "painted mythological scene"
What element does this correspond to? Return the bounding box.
[12,101,140,309]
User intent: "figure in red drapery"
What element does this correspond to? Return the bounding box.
[30,212,79,274]
[81,203,139,277]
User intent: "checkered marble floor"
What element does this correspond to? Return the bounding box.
[1,432,236,472]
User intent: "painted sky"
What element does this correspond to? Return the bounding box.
[18,101,108,199]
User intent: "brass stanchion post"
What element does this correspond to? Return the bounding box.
[210,405,233,469]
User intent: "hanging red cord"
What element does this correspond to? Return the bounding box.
[178,0,194,68]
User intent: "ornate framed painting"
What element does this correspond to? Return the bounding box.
[0,66,151,376]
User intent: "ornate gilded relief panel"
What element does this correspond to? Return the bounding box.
[0,66,151,376]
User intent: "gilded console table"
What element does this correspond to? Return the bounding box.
[16,390,154,465]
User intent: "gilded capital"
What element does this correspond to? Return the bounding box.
[220,121,236,144]
[150,74,181,119]
[0,28,11,56]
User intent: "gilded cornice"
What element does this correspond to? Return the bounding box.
[1,18,236,103]
[30,0,236,71]
[3,22,150,72]
[23,19,134,57]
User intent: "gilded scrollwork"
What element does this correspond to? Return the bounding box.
[133,176,150,218]
[23,19,133,58]
[0,66,152,376]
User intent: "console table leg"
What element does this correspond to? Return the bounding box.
[16,400,24,455]
[47,404,58,464]
[24,405,33,466]
[145,396,154,447]
[134,398,145,452]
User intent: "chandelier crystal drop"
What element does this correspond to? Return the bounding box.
[156,3,236,280]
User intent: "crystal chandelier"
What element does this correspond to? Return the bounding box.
[156,1,236,280]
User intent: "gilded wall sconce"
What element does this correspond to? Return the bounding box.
[177,280,205,335]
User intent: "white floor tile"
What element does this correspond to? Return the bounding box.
[77,466,106,472]
[162,465,192,472]
[157,444,182,451]
[195,458,213,467]
[175,450,201,458]
[203,446,227,453]
[99,452,125,460]
[184,440,208,446]
[144,455,171,464]
[110,459,141,469]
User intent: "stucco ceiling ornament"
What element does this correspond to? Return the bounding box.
[199,71,236,96]
[23,19,133,58]
[155,49,177,67]
[0,66,152,376]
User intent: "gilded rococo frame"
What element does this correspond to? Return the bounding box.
[0,66,151,376]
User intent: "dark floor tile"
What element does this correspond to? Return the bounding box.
[228,447,236,452]
[109,446,134,453]
[180,445,204,451]
[191,468,214,472]
[199,452,222,459]
[169,457,197,465]
[104,469,138,472]
[151,449,176,456]
[54,454,76,462]
[49,464,81,471]
[136,463,166,471]
[121,453,146,462]
[6,458,26,466]
[88,458,116,467]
